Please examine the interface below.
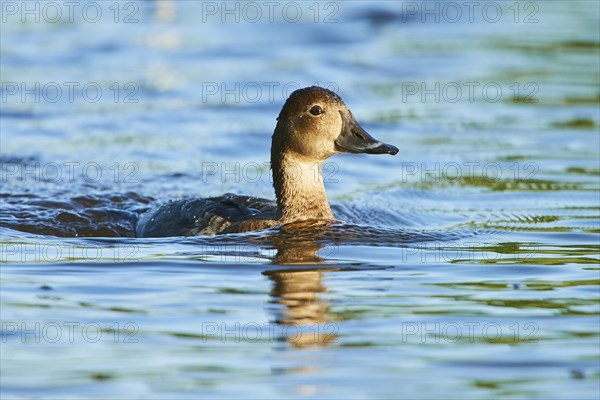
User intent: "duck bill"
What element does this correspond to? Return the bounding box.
[335,111,399,155]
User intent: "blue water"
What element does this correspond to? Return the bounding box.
[1,1,599,399]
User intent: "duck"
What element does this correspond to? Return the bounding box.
[136,86,398,237]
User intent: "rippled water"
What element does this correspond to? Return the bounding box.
[1,1,599,399]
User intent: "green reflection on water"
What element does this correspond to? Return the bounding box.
[552,118,597,129]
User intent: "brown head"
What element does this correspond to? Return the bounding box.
[271,86,398,164]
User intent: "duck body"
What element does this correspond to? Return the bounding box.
[136,86,398,237]
[135,194,278,237]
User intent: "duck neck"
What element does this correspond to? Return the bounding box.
[272,153,334,223]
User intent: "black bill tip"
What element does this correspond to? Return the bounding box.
[380,143,399,155]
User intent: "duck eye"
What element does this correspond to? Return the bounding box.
[309,105,323,116]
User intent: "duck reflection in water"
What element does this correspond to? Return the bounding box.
[262,221,343,348]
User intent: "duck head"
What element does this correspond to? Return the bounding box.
[272,86,399,162]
